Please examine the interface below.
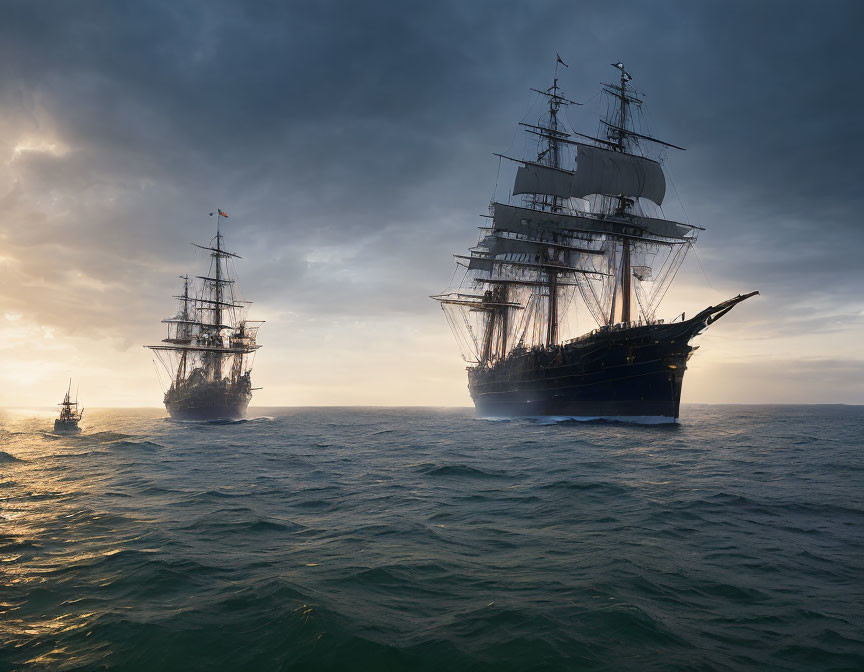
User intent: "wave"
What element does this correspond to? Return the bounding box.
[539,479,628,495]
[83,431,133,442]
[107,439,163,450]
[169,415,274,426]
[181,514,303,535]
[295,498,336,510]
[165,417,247,426]
[195,489,249,499]
[421,464,504,478]
[202,418,248,425]
[531,415,681,427]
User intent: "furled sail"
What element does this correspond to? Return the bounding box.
[512,143,666,206]
[512,163,577,200]
[629,216,690,239]
[461,253,595,275]
[491,203,691,240]
[467,256,493,273]
[479,234,600,258]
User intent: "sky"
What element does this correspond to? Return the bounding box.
[0,0,862,408]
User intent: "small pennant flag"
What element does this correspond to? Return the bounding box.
[218,209,228,218]
[612,62,632,81]
[556,53,568,68]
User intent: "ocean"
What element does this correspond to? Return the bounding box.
[1,405,862,671]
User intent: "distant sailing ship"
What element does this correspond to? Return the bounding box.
[146,210,263,420]
[433,62,757,423]
[54,380,83,433]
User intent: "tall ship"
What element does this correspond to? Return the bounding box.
[432,62,757,423]
[54,381,83,433]
[146,211,263,420]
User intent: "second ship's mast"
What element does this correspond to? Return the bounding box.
[545,72,563,346]
[212,217,224,381]
[176,274,190,386]
[196,211,237,383]
[608,62,635,325]
[532,59,572,346]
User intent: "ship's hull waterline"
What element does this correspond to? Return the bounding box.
[467,295,756,424]
[53,420,81,433]
[164,380,252,421]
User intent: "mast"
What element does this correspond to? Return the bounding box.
[176,275,189,386]
[213,217,223,382]
[198,211,237,382]
[543,63,565,344]
[549,77,562,199]
[480,294,496,365]
[611,62,632,324]
[479,285,510,365]
[214,217,223,330]
[499,286,509,356]
[58,378,80,421]
[546,271,558,345]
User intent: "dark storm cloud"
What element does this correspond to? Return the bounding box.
[0,0,862,342]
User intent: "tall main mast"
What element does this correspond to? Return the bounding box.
[177,274,190,386]
[214,219,223,330]
[212,218,224,381]
[195,212,237,382]
[546,76,561,345]
[536,63,571,345]
[609,62,634,325]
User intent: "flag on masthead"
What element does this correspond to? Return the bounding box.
[612,62,632,81]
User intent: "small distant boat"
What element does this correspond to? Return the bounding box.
[54,380,83,433]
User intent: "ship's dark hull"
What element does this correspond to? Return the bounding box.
[468,294,757,424]
[164,379,251,421]
[53,419,81,433]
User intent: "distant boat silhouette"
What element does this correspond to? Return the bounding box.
[54,380,83,433]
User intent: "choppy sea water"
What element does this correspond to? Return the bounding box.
[1,405,863,671]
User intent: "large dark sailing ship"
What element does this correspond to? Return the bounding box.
[433,62,757,423]
[146,211,263,420]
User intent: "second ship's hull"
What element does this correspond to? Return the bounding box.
[468,293,756,424]
[164,380,251,421]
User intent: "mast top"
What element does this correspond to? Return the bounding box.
[611,62,632,82]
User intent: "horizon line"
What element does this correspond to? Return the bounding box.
[4,402,863,412]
